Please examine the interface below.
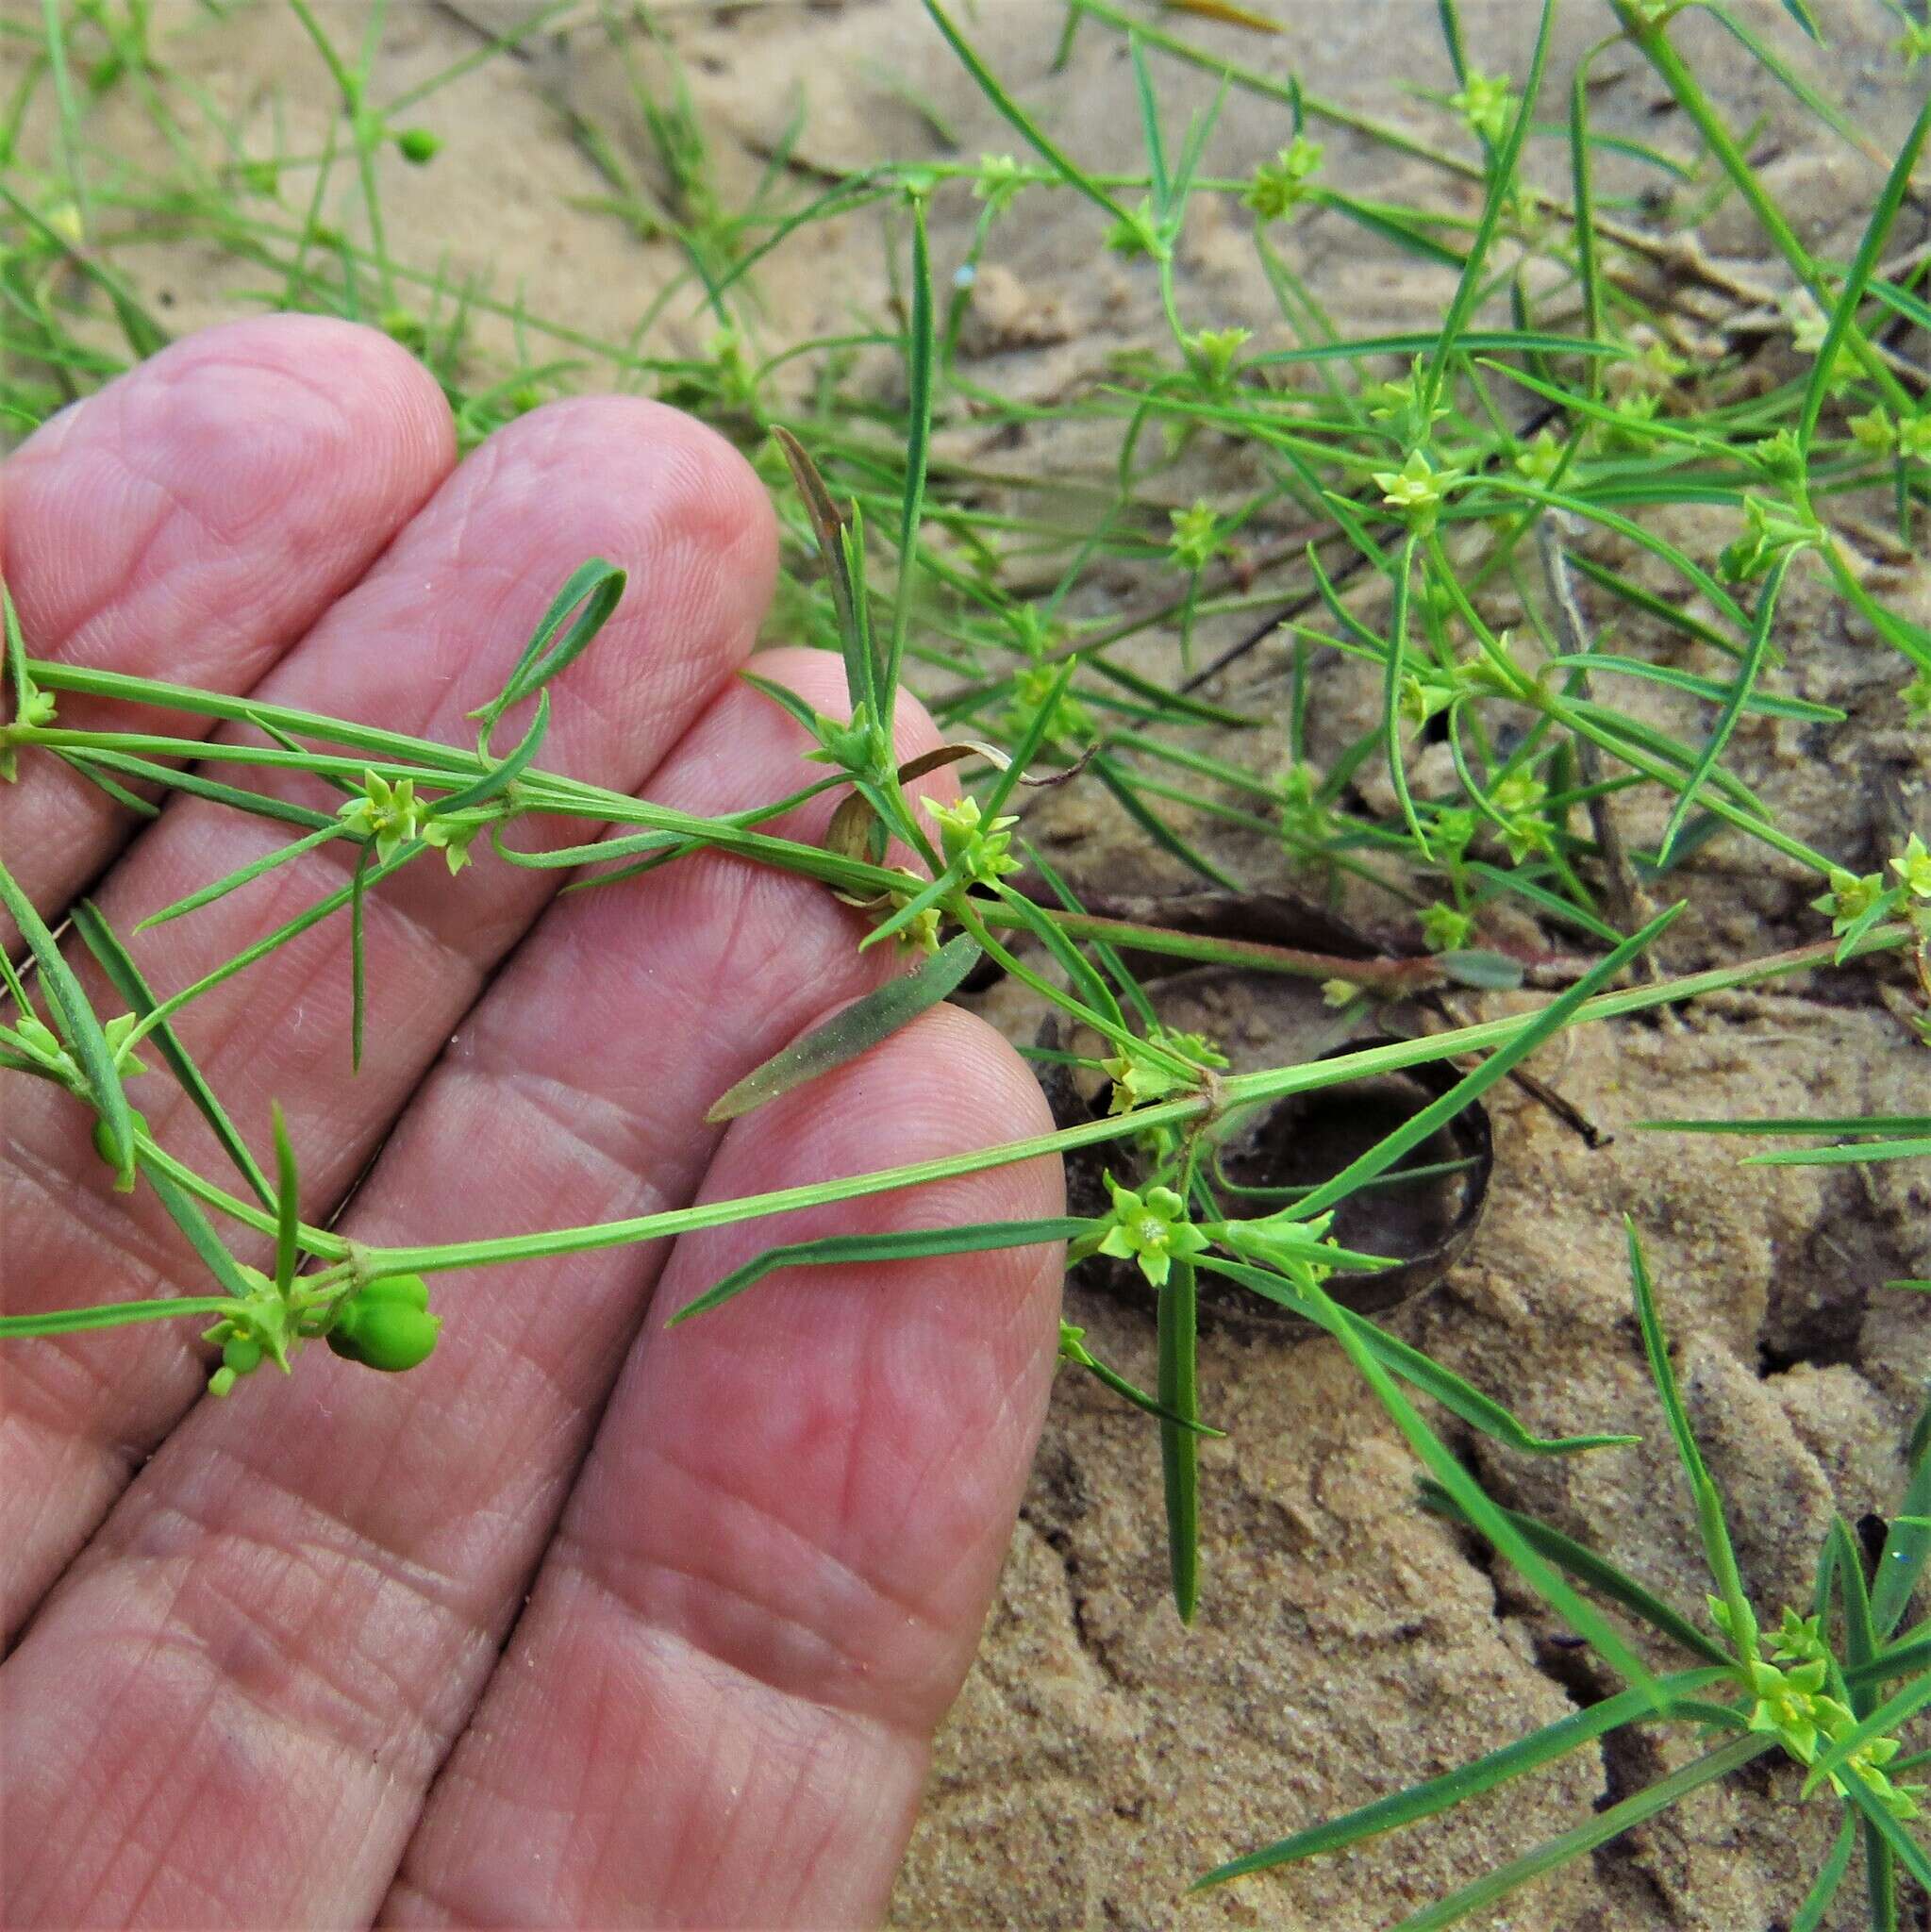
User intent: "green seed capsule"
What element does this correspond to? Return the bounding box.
[92,1107,150,1169]
[327,1274,440,1372]
[222,1335,263,1376]
[360,1274,431,1311]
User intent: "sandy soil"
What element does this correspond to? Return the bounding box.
[9,3,1931,1926]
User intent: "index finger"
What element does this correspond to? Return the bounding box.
[0,314,455,940]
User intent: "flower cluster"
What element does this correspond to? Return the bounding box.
[1101,1024,1227,1116]
[1242,136,1323,222]
[1721,1604,1924,1820]
[339,768,475,874]
[928,794,1022,885]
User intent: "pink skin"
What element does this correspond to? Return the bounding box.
[0,318,1065,1927]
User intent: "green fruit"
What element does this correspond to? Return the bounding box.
[92,1107,149,1169]
[222,1335,264,1376]
[327,1274,440,1372]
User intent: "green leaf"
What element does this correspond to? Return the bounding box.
[1418,1479,1731,1663]
[68,899,275,1210]
[1390,1735,1771,1930]
[1796,92,1931,452]
[887,197,934,710]
[704,934,981,1124]
[139,1152,258,1302]
[1090,753,1240,890]
[1437,949,1523,991]
[1159,1257,1201,1623]
[668,1214,1087,1324]
[0,849,136,1188]
[432,689,550,816]
[1290,908,1678,1222]
[772,426,872,719]
[1193,1668,1733,1887]
[349,842,372,1074]
[1790,1815,1857,1932]
[1626,1222,1755,1656]
[1421,0,1556,416]
[475,558,625,729]
[136,823,345,932]
[1873,1402,1931,1637]
[1567,61,1603,400]
[271,1102,301,1297]
[1062,1327,1225,1436]
[923,0,1135,231]
[1200,1260,1636,1456]
[1382,533,1429,857]
[0,1293,234,1338]
[1550,653,1842,723]
[1656,548,1794,867]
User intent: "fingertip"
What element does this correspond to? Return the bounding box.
[4,314,456,681]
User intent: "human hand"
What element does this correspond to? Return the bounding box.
[0,315,1064,1928]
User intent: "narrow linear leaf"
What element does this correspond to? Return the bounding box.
[1193,1669,1733,1888]
[1390,1736,1771,1930]
[136,824,345,932]
[1418,1480,1731,1663]
[1790,1815,1858,1932]
[1159,1257,1202,1623]
[432,690,550,816]
[1200,1259,1635,1456]
[923,0,1135,229]
[271,1102,300,1296]
[1656,549,1794,867]
[1290,907,1679,1221]
[1796,91,1931,451]
[670,1214,1087,1324]
[69,899,275,1209]
[477,558,625,726]
[888,193,932,714]
[705,933,982,1124]
[0,850,135,1187]
[349,843,372,1074]
[0,1294,235,1337]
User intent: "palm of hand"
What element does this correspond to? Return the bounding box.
[0,316,1062,1928]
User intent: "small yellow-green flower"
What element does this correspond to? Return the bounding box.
[1102,1025,1226,1116]
[1242,136,1323,221]
[1373,450,1463,530]
[1449,70,1515,144]
[1421,902,1474,953]
[1514,428,1564,485]
[1095,1175,1210,1289]
[1185,326,1250,391]
[929,794,1022,885]
[340,769,426,864]
[1850,407,1897,456]
[1892,832,1931,900]
[1811,865,1885,935]
[973,153,1025,213]
[1170,500,1224,573]
[1744,1655,1829,1759]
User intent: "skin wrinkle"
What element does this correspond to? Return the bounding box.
[574,1603,907,1913]
[560,1460,949,1723]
